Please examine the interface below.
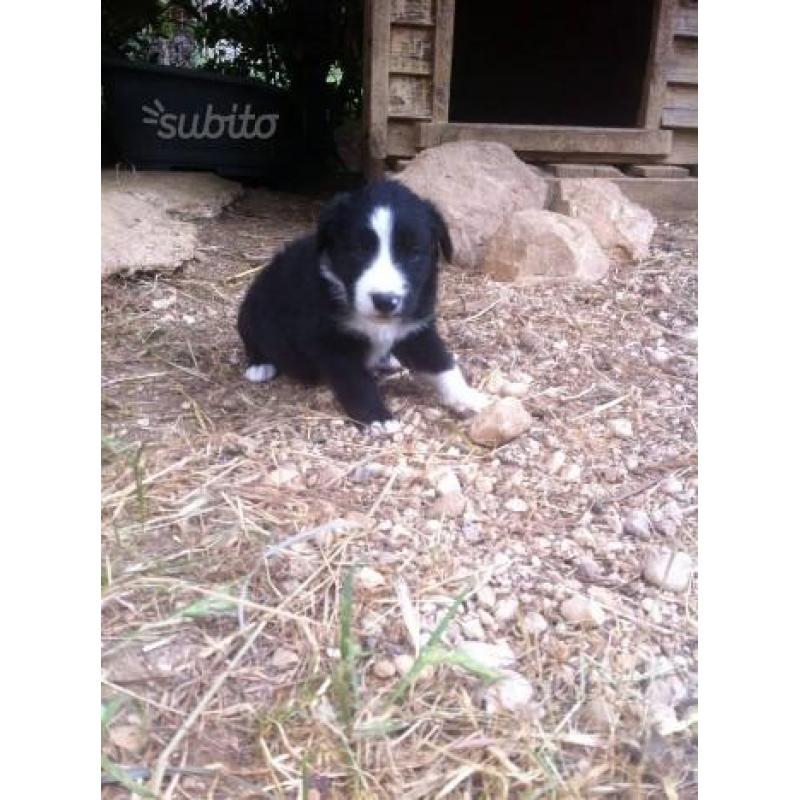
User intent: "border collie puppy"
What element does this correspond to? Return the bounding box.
[237,180,488,426]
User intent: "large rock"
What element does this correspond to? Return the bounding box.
[551,178,655,262]
[101,170,241,277]
[394,142,549,269]
[482,208,609,283]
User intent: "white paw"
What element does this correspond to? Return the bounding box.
[374,354,403,373]
[244,364,277,383]
[445,388,491,416]
[368,419,402,436]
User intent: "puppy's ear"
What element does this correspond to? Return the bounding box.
[317,191,352,253]
[427,202,453,263]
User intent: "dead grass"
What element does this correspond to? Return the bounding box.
[102,190,697,799]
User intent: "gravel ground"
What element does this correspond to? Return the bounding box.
[102,189,697,799]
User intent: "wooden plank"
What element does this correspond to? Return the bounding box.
[387,119,419,157]
[364,0,392,178]
[392,0,433,25]
[431,0,455,122]
[638,0,678,129]
[662,84,697,128]
[389,26,434,75]
[661,128,697,164]
[388,74,432,118]
[625,164,690,178]
[418,123,672,156]
[667,38,697,84]
[674,4,698,37]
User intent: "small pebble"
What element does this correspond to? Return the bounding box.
[523,611,548,636]
[623,509,652,539]
[608,418,633,439]
[504,497,528,513]
[560,595,606,627]
[372,659,397,679]
[547,451,566,475]
[457,640,516,670]
[477,586,496,608]
[429,492,467,518]
[460,616,486,640]
[643,550,693,592]
[562,464,581,483]
[468,398,533,447]
[271,647,300,669]
[355,567,386,591]
[485,671,534,713]
[495,595,519,624]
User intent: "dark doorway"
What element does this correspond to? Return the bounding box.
[449,0,655,128]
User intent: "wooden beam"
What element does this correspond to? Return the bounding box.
[364,0,392,179]
[431,0,455,123]
[638,0,678,129]
[417,123,672,157]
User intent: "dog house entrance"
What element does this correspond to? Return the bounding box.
[448,0,656,128]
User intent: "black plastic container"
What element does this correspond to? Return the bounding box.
[102,58,303,182]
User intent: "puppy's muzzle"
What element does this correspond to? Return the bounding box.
[370,292,403,317]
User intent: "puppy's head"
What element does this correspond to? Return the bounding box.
[317,181,452,322]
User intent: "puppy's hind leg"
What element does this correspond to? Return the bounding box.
[244,363,277,383]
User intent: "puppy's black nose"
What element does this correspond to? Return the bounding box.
[370,292,402,316]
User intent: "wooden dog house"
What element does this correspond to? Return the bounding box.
[363,0,697,178]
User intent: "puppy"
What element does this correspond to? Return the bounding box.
[237,180,488,426]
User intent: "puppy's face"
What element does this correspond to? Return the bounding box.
[318,181,452,323]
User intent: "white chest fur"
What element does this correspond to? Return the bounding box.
[344,315,427,369]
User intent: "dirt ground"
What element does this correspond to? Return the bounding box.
[101,189,698,799]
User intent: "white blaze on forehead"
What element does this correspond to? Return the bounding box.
[353,206,407,317]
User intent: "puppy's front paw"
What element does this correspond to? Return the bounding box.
[368,419,402,436]
[445,387,491,416]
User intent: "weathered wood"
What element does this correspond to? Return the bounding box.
[418,123,672,156]
[639,0,678,129]
[389,74,432,118]
[547,164,625,178]
[667,37,697,85]
[625,164,690,178]
[432,0,455,122]
[364,0,392,178]
[389,26,434,75]
[660,129,697,164]
[662,84,697,128]
[387,119,419,157]
[391,0,433,25]
[674,3,698,37]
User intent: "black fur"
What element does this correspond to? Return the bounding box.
[237,180,456,425]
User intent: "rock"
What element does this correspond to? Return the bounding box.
[395,141,549,270]
[482,208,609,283]
[495,595,520,624]
[394,653,415,676]
[562,464,582,483]
[547,450,567,475]
[623,509,652,539]
[266,466,301,488]
[101,170,241,277]
[271,647,300,669]
[560,595,606,627]
[355,566,386,591]
[477,586,497,608]
[485,671,534,713]
[551,178,656,262]
[645,657,689,735]
[372,659,397,679]
[457,640,517,671]
[608,418,634,439]
[661,476,683,497]
[523,611,549,636]
[460,616,486,640]
[432,469,462,496]
[654,517,678,538]
[109,723,147,754]
[504,497,529,513]
[429,492,467,518]
[643,550,693,593]
[500,381,529,398]
[468,398,533,447]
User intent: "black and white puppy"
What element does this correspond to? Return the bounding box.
[237,180,488,426]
